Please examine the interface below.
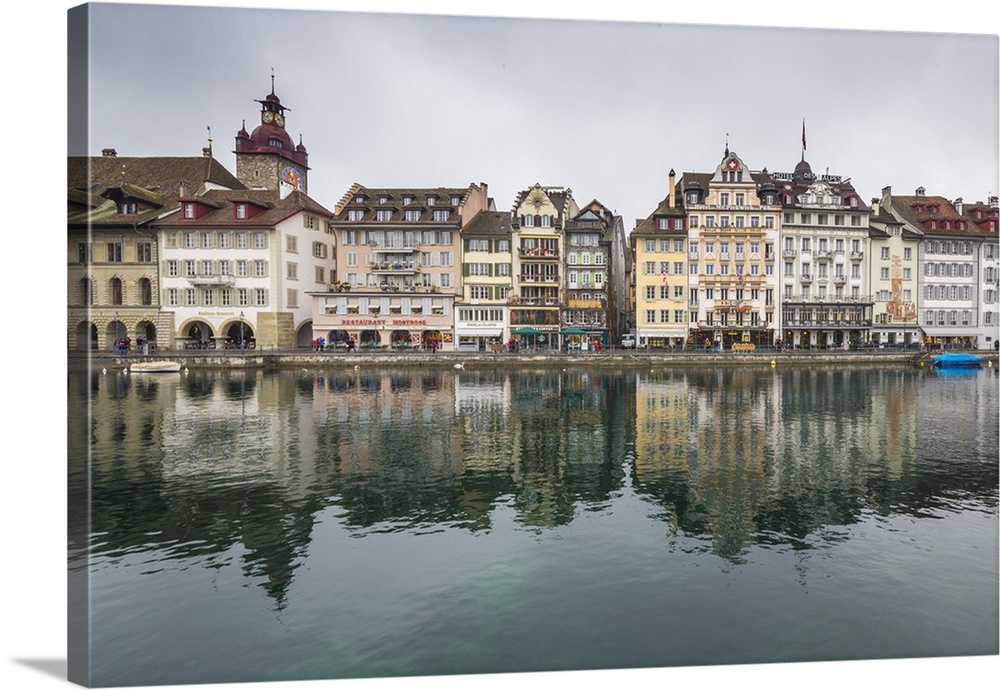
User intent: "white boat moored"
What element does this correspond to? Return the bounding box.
[130,361,183,373]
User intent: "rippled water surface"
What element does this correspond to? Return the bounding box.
[68,364,999,686]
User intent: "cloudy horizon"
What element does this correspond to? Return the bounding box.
[73,1,998,229]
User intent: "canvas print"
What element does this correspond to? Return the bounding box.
[64,2,998,689]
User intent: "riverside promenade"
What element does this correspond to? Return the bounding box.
[74,347,1000,371]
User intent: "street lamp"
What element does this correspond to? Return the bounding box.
[239,311,245,353]
[114,310,121,354]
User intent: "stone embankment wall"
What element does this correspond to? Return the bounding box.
[72,349,1000,371]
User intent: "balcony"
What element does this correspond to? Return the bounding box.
[850,251,864,261]
[568,299,605,308]
[370,244,418,253]
[783,249,797,259]
[816,250,832,260]
[519,273,559,283]
[800,274,813,283]
[519,247,559,259]
[188,274,235,286]
[369,260,420,274]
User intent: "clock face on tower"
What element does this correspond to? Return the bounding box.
[274,114,285,127]
[262,111,274,124]
[282,167,303,190]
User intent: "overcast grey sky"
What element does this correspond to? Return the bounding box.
[74,1,998,229]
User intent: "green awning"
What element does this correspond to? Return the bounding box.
[512,327,541,336]
[561,328,587,335]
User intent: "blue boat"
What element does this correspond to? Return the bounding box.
[932,352,983,368]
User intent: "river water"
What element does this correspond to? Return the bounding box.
[67,363,999,687]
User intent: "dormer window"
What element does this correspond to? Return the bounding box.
[427,196,437,206]
[347,209,364,221]
[451,195,461,206]
[378,196,389,204]
[354,195,365,203]
[119,202,137,215]
[235,203,247,219]
[403,196,414,205]
[376,209,393,222]
[183,202,195,219]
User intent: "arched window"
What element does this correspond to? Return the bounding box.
[139,278,152,306]
[110,278,123,306]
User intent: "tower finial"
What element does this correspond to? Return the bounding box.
[206,126,213,155]
[724,132,729,158]
[270,68,275,95]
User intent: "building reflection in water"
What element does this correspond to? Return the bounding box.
[70,364,995,606]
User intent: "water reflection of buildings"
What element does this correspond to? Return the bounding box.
[633,369,774,558]
[630,367,929,559]
[75,369,332,608]
[73,364,994,606]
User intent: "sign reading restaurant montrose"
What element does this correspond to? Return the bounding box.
[337,318,431,327]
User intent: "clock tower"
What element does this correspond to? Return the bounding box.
[234,75,310,195]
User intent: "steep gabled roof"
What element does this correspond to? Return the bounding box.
[461,209,512,237]
[155,188,334,228]
[68,155,244,196]
[891,193,982,238]
[333,184,475,221]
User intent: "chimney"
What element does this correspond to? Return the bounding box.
[989,195,998,209]
[668,169,676,209]
[101,148,117,157]
[881,186,892,211]
[202,147,212,157]
[871,199,880,216]
[916,186,926,197]
[954,197,964,215]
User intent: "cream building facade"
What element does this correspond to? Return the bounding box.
[632,170,689,349]
[509,184,579,351]
[774,158,873,349]
[680,149,781,349]
[456,210,513,351]
[67,151,244,352]
[867,196,921,346]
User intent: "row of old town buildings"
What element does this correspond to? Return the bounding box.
[68,83,1000,354]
